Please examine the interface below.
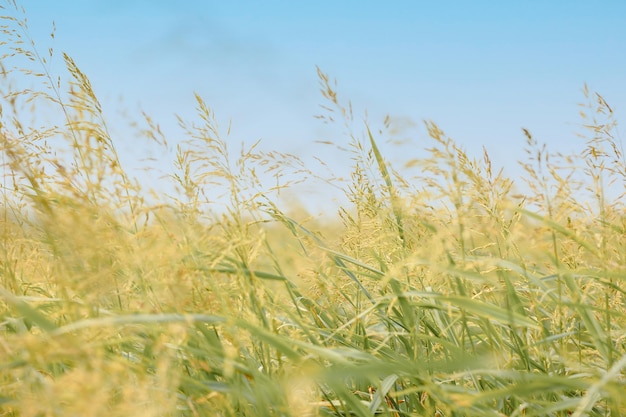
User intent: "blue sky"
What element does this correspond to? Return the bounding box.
[8,1,626,209]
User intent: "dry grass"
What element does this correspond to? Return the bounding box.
[1,2,625,416]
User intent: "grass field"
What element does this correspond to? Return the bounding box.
[1,3,625,416]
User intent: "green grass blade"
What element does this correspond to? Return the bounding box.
[0,289,58,332]
[367,126,405,247]
[53,313,226,336]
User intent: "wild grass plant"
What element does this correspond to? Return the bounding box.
[1,2,625,416]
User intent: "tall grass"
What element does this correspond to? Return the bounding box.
[1,2,625,416]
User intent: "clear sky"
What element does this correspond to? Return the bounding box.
[7,1,626,210]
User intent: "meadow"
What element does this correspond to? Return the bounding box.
[1,3,625,416]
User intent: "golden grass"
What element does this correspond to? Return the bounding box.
[1,2,625,416]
